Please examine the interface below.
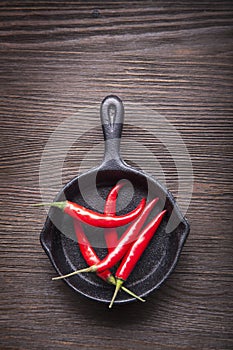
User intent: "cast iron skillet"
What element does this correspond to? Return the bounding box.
[40,95,190,304]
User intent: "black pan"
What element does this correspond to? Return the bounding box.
[40,95,190,304]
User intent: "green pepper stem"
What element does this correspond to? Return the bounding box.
[121,286,145,303]
[107,276,145,302]
[52,265,97,280]
[107,275,116,284]
[109,279,124,308]
[32,201,67,210]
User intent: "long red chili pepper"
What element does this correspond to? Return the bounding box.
[104,183,125,252]
[52,198,159,280]
[73,220,145,302]
[109,209,167,308]
[34,198,146,228]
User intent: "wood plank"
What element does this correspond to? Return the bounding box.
[0,1,232,350]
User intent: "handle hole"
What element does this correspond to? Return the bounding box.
[108,103,116,128]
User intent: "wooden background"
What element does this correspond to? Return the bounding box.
[0,1,232,349]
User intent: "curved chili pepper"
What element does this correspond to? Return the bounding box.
[52,198,159,280]
[73,220,145,302]
[74,220,111,282]
[109,209,167,308]
[104,182,125,252]
[35,198,146,228]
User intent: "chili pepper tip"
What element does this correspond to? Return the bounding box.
[109,279,124,308]
[52,265,97,280]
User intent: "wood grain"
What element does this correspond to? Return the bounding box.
[0,1,232,350]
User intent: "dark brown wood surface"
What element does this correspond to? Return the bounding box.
[0,1,232,349]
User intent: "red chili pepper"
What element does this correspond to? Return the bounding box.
[104,183,125,252]
[74,219,111,282]
[109,209,166,308]
[52,198,159,280]
[35,198,146,228]
[73,220,145,302]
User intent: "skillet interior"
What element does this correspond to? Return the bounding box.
[40,162,189,304]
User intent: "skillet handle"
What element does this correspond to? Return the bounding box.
[100,95,124,163]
